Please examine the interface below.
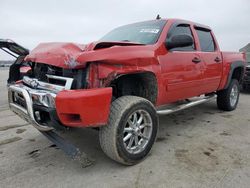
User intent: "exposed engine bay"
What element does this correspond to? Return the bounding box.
[9,61,88,90]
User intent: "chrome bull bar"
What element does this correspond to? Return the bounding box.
[8,84,94,167]
[8,84,54,131]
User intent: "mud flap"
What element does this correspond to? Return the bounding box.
[41,130,94,168]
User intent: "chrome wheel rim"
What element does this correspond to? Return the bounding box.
[123,110,153,154]
[230,84,239,107]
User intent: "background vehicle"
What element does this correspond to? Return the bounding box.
[240,44,250,91]
[1,18,246,165]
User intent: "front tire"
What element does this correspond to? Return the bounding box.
[99,96,158,165]
[217,79,240,111]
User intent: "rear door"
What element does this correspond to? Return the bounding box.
[194,28,223,93]
[159,23,205,103]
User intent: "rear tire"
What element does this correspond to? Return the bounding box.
[217,79,240,111]
[99,96,158,165]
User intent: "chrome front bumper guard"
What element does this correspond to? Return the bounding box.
[8,84,55,131]
[8,84,94,167]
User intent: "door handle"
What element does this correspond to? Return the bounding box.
[214,57,221,63]
[192,57,201,64]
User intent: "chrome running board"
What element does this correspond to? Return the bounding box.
[156,94,216,115]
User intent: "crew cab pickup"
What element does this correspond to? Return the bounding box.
[1,18,246,165]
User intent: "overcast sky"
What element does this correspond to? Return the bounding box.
[0,0,250,60]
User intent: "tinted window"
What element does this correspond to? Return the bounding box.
[195,28,215,52]
[100,20,166,45]
[167,24,195,51]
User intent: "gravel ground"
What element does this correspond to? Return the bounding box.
[0,68,250,188]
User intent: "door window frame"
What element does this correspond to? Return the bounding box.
[166,22,197,52]
[194,26,218,52]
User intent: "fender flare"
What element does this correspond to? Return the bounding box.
[224,61,245,89]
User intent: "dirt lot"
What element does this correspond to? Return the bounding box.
[0,68,250,188]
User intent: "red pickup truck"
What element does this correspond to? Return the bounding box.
[1,18,246,165]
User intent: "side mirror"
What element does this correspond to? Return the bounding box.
[166,34,194,50]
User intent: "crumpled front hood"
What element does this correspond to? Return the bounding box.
[25,41,155,69]
[25,42,87,68]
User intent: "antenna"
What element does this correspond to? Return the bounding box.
[156,14,161,20]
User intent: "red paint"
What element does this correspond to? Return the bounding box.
[20,66,31,73]
[23,19,246,128]
[25,42,86,68]
[55,87,112,127]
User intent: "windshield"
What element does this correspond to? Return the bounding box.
[100,20,167,45]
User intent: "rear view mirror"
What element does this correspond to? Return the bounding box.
[166,34,194,50]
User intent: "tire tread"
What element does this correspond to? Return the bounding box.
[217,79,240,111]
[99,96,157,165]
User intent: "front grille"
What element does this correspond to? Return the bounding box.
[30,63,87,89]
[47,77,66,86]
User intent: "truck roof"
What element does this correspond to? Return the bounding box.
[164,18,212,31]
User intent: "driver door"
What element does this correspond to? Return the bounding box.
[159,23,204,103]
